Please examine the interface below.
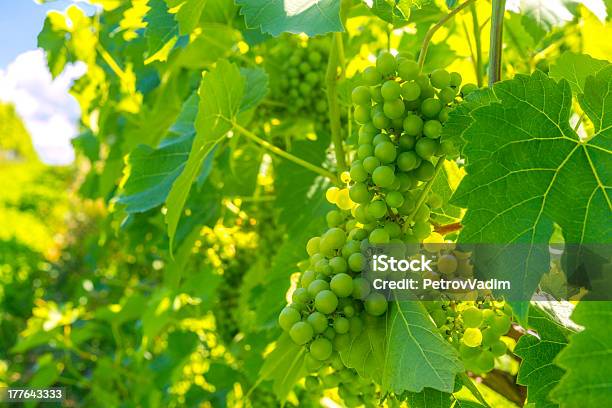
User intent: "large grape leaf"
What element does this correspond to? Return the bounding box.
[166,0,207,35]
[383,301,463,393]
[549,52,610,94]
[236,0,343,37]
[258,334,307,401]
[403,387,454,408]
[515,303,576,408]
[340,314,387,383]
[549,301,612,407]
[145,0,180,63]
[165,60,243,249]
[451,70,612,320]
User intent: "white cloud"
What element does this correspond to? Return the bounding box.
[0,49,86,165]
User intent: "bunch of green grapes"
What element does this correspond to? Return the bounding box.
[304,362,378,408]
[273,38,328,115]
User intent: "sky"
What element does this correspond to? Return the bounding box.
[0,0,96,164]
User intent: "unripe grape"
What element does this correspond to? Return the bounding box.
[359,122,377,139]
[305,352,324,372]
[386,191,404,208]
[461,83,478,96]
[416,75,435,97]
[373,133,391,145]
[462,327,483,347]
[365,293,388,316]
[350,163,368,183]
[362,156,381,174]
[363,66,382,86]
[399,134,416,150]
[490,340,507,357]
[348,253,365,272]
[357,144,374,160]
[475,350,495,372]
[279,307,301,331]
[301,270,316,288]
[398,59,419,81]
[397,151,419,171]
[415,204,430,222]
[437,254,458,274]
[439,87,456,104]
[481,328,498,346]
[415,138,437,159]
[372,112,390,129]
[352,86,371,105]
[369,228,390,244]
[374,141,397,163]
[326,210,344,227]
[421,98,442,118]
[342,240,361,258]
[349,182,371,204]
[367,200,387,219]
[354,105,371,124]
[352,277,371,299]
[384,221,402,238]
[290,321,314,345]
[403,114,423,136]
[383,99,405,119]
[450,72,462,87]
[305,72,319,85]
[482,309,496,325]
[305,375,320,389]
[491,314,511,335]
[415,160,435,181]
[334,316,350,334]
[398,196,416,215]
[307,311,329,333]
[306,237,320,256]
[423,120,442,139]
[331,273,353,297]
[413,220,432,240]
[401,81,421,101]
[462,307,483,328]
[292,287,310,304]
[315,290,338,314]
[430,69,451,89]
[376,51,396,76]
[308,279,330,297]
[330,256,348,274]
[459,342,481,359]
[370,86,383,102]
[310,337,333,361]
[438,106,452,123]
[322,227,346,249]
[381,80,401,100]
[372,166,395,188]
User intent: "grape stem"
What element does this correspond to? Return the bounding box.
[417,0,479,70]
[405,157,446,226]
[232,122,337,182]
[487,0,506,85]
[470,3,484,87]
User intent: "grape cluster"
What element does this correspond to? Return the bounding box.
[304,364,378,408]
[426,300,512,374]
[274,39,328,115]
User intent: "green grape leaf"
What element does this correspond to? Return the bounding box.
[368,0,414,26]
[451,70,612,321]
[165,60,243,250]
[340,314,387,383]
[515,303,575,408]
[549,52,610,94]
[168,0,207,35]
[37,11,70,78]
[550,301,612,407]
[383,301,463,393]
[177,24,241,69]
[258,334,307,401]
[236,0,343,37]
[239,67,270,112]
[145,0,179,63]
[403,387,454,408]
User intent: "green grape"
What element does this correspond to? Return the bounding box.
[354,105,371,124]
[450,72,462,87]
[421,98,442,119]
[462,307,483,328]
[363,156,381,174]
[352,278,371,300]
[462,327,483,347]
[306,71,319,85]
[305,375,320,389]
[490,340,507,357]
[348,253,365,272]
[315,290,339,314]
[326,210,344,227]
[372,166,395,188]
[374,141,397,163]
[331,273,353,297]
[459,342,481,359]
[342,240,361,258]
[438,106,451,122]
[482,309,496,325]
[357,144,374,160]
[308,279,330,297]
[439,140,455,155]
[343,304,356,317]
[415,138,437,159]
[430,68,451,89]
[461,83,478,96]
[399,134,416,150]
[414,204,430,222]
[372,133,391,145]
[439,87,456,104]
[391,116,404,131]
[334,316,350,334]
[386,191,404,208]
[368,200,387,219]
[352,86,371,105]
[299,62,311,74]
[372,112,391,129]
[384,220,401,238]
[349,182,371,204]
[334,333,351,351]
[363,66,382,86]
[350,163,368,183]
[413,221,432,240]
[349,228,367,241]
[290,321,314,345]
[293,287,310,304]
[416,75,435,98]
[301,270,316,288]
[398,59,419,80]
[437,254,458,274]
[401,81,421,101]
[359,122,378,139]
[376,51,397,76]
[423,120,442,139]
[310,337,333,361]
[398,196,416,215]
[383,99,405,119]
[481,328,498,346]
[308,311,329,333]
[299,83,312,95]
[365,293,388,316]
[491,314,511,335]
[315,258,331,275]
[330,257,348,274]
[369,228,390,244]
[279,307,301,331]
[370,86,383,103]
[321,228,347,249]
[381,80,401,100]
[475,350,495,372]
[415,160,435,181]
[403,114,424,136]
[306,237,320,256]
[305,352,324,372]
[397,151,419,171]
